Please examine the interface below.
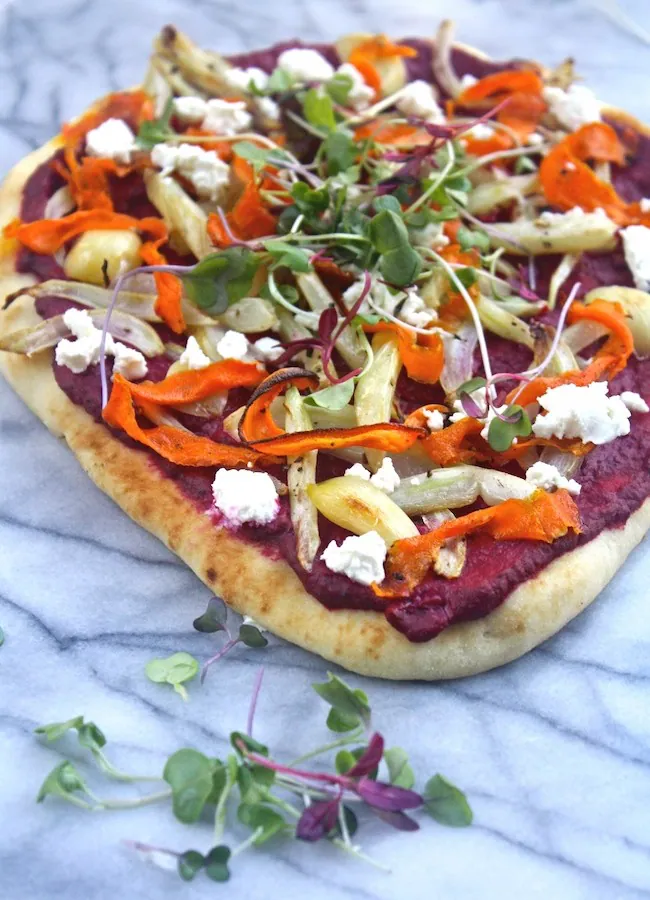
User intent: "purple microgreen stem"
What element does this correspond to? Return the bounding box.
[246,667,265,738]
[200,636,238,684]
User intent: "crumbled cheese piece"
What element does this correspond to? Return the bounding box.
[399,288,438,328]
[537,206,610,227]
[542,84,601,131]
[344,462,371,480]
[257,97,281,121]
[410,473,429,486]
[526,131,544,146]
[112,343,148,380]
[172,96,208,124]
[411,221,449,250]
[252,337,284,362]
[212,468,279,526]
[369,457,401,493]
[620,225,650,291]
[202,99,252,135]
[460,74,478,89]
[466,123,494,141]
[640,198,650,214]
[216,329,250,360]
[321,530,386,585]
[85,118,136,164]
[334,63,374,110]
[172,97,252,134]
[56,308,147,379]
[396,80,445,124]
[179,335,211,370]
[63,307,100,340]
[532,381,632,445]
[277,48,335,83]
[619,391,649,413]
[150,143,231,201]
[525,460,581,495]
[423,409,445,432]
[343,276,397,318]
[225,66,269,92]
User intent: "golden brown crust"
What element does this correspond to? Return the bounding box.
[2,51,650,681]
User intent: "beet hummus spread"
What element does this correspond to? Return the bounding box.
[12,34,650,643]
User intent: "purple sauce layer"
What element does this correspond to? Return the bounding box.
[21,37,650,643]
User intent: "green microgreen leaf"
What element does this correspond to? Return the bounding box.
[312,673,371,728]
[238,802,286,844]
[238,623,269,648]
[0,626,4,647]
[231,732,269,758]
[453,267,477,289]
[145,652,199,701]
[367,209,422,286]
[182,249,260,316]
[323,130,357,175]
[457,226,490,254]
[373,196,402,215]
[487,404,532,452]
[232,141,290,172]
[334,805,358,838]
[457,376,487,397]
[193,597,228,634]
[423,774,473,827]
[163,749,215,823]
[177,850,205,882]
[380,246,422,286]
[291,181,330,215]
[302,88,336,131]
[384,747,415,789]
[37,761,89,803]
[325,72,354,105]
[267,67,293,93]
[264,241,313,273]
[136,97,175,150]
[304,379,355,410]
[326,706,364,733]
[35,716,85,743]
[77,722,107,754]
[335,749,356,774]
[204,845,231,882]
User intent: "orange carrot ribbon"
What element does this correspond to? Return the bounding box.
[239,368,319,442]
[363,322,445,385]
[247,423,424,456]
[103,374,272,469]
[374,488,581,596]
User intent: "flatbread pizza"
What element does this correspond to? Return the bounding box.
[2,21,650,680]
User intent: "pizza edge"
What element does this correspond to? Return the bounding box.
[1,53,650,681]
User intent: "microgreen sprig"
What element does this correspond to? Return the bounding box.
[34,670,472,884]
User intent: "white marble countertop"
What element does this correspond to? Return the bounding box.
[2,1,650,898]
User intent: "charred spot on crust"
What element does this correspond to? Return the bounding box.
[206,566,217,584]
[160,24,177,47]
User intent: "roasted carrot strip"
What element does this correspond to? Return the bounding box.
[4,210,140,255]
[363,323,445,385]
[510,299,633,406]
[139,233,185,335]
[420,417,486,466]
[350,35,418,60]
[456,69,543,105]
[403,404,448,429]
[239,369,319,442]
[353,120,431,148]
[247,423,424,456]
[375,489,581,596]
[127,360,265,406]
[103,375,272,469]
[565,122,627,165]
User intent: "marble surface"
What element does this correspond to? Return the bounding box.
[2,0,650,897]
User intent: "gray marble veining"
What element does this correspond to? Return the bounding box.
[1,1,650,898]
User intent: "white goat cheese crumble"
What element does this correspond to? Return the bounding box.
[344,463,371,480]
[179,335,211,370]
[542,83,601,130]
[225,66,269,92]
[252,337,284,362]
[620,225,650,292]
[150,143,231,201]
[525,460,581,495]
[85,118,136,164]
[277,48,335,83]
[620,391,649,413]
[399,288,438,328]
[216,330,250,361]
[321,530,386,586]
[212,468,279,526]
[369,457,401,493]
[55,308,147,379]
[423,409,445,432]
[172,97,251,134]
[532,381,633,446]
[396,80,445,124]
